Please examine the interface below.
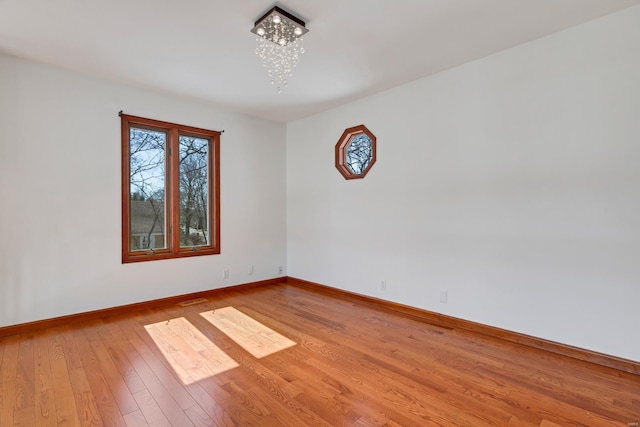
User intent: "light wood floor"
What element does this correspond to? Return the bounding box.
[0,283,638,426]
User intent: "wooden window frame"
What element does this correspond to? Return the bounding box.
[335,124,377,180]
[121,114,221,263]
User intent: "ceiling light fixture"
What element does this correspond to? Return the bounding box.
[251,6,308,93]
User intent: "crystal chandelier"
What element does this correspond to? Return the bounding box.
[251,6,308,93]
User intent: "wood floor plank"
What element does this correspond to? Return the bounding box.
[83,321,139,416]
[200,307,296,358]
[1,282,639,426]
[125,347,195,426]
[122,409,149,427]
[185,386,236,427]
[58,327,84,370]
[33,332,54,394]
[34,331,59,426]
[184,404,217,427]
[48,330,82,427]
[0,335,20,427]
[71,324,127,426]
[224,375,332,427]
[195,373,268,426]
[132,389,172,427]
[110,319,196,427]
[101,322,148,395]
[144,317,239,385]
[118,316,197,411]
[0,336,5,376]
[68,368,103,427]
[13,404,36,426]
[35,388,57,427]
[15,334,36,414]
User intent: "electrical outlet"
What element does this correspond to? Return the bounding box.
[248,265,254,275]
[381,280,387,291]
[223,269,229,279]
[440,291,448,303]
[278,266,283,275]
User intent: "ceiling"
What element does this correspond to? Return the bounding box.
[1,0,639,123]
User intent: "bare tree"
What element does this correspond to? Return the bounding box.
[346,134,373,174]
[127,130,210,250]
[179,136,209,247]
[129,129,166,250]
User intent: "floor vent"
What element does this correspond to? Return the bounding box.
[177,298,208,307]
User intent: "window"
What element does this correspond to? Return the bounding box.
[121,114,220,263]
[335,124,377,179]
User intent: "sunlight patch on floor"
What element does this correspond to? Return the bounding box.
[144,317,239,385]
[200,307,296,358]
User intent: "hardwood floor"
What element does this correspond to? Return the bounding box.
[0,283,638,426]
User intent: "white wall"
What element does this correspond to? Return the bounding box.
[287,6,640,362]
[0,54,287,327]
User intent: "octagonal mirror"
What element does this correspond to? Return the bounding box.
[335,124,376,180]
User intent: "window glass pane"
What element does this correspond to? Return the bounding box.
[179,135,209,248]
[129,127,166,252]
[346,134,373,174]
